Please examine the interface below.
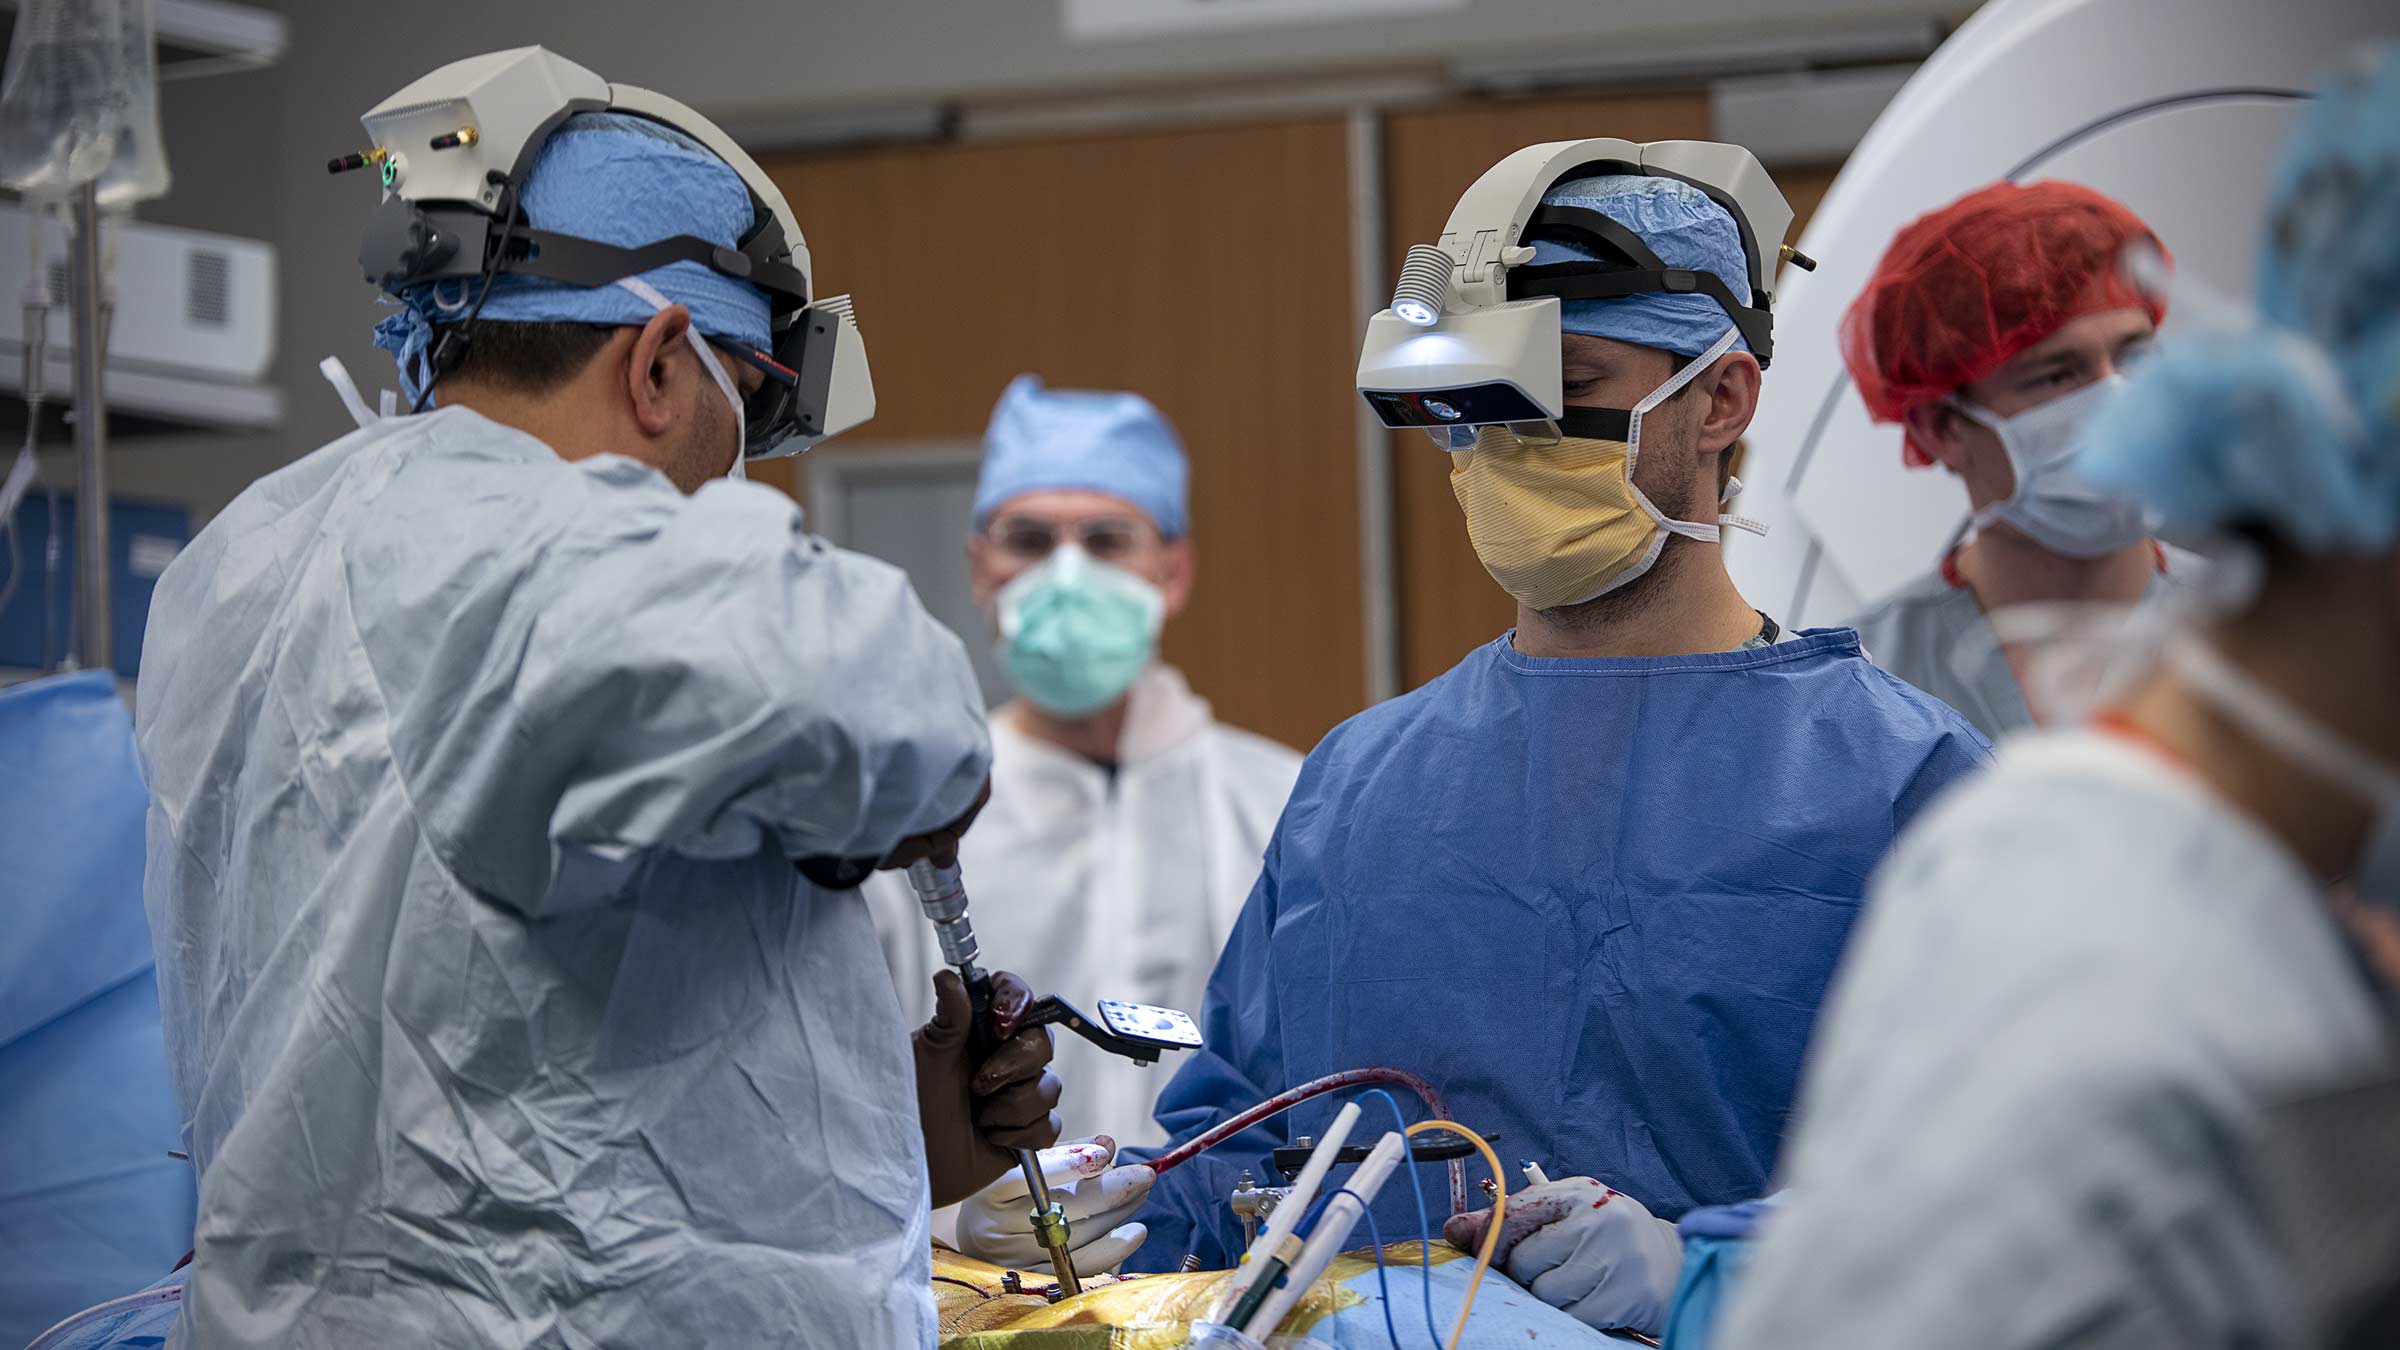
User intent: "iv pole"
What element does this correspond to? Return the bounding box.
[66,180,107,672]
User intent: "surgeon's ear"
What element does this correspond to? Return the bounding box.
[1157,537,1195,619]
[1905,403,1972,477]
[626,305,696,439]
[1694,351,1761,453]
[966,533,1004,610]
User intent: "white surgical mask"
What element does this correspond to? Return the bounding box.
[617,277,747,476]
[2169,637,2400,908]
[1956,374,2154,557]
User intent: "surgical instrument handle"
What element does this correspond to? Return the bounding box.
[906,858,996,1048]
[905,859,986,988]
[906,859,1077,1297]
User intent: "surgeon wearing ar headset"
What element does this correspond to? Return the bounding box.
[133,51,1059,1349]
[958,142,1992,1341]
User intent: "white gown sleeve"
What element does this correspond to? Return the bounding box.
[376,465,991,915]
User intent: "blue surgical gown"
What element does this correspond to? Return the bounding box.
[0,672,194,1345]
[1126,630,1992,1270]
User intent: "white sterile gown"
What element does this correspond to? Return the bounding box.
[1720,729,2390,1350]
[871,665,1300,1148]
[137,405,990,1348]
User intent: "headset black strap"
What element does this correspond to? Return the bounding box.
[498,228,810,309]
[1554,406,1633,441]
[1509,264,1773,364]
[1507,203,1775,365]
[1521,204,1671,271]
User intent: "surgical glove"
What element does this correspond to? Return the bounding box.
[1443,1177,1683,1336]
[917,968,1063,1207]
[955,1135,1156,1276]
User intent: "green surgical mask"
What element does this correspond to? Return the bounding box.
[996,545,1166,717]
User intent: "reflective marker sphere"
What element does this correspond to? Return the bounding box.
[1394,299,1439,327]
[1425,399,1461,420]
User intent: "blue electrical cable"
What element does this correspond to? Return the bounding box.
[1345,1190,1404,1350]
[1282,1186,1401,1350]
[1355,1087,1445,1348]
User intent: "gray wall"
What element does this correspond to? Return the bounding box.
[90,0,1968,519]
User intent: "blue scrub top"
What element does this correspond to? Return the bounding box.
[1125,629,1992,1271]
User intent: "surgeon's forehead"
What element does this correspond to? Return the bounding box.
[985,488,1151,526]
[1562,332,1674,376]
[1996,306,2156,373]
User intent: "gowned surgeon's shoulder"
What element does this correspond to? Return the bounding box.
[339,417,854,638]
[1738,1000,2288,1350]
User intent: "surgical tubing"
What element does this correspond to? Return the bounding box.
[26,1285,185,1350]
[1147,1067,1469,1215]
[1408,1120,1505,1350]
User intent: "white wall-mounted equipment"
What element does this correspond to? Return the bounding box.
[0,0,285,80]
[1726,0,2398,630]
[0,202,280,429]
[150,0,284,78]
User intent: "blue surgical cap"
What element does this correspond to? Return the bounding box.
[1535,173,1753,360]
[974,375,1189,538]
[2084,44,2400,553]
[373,111,772,404]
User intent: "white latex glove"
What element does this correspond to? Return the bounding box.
[954,1135,1157,1277]
[1443,1177,1684,1336]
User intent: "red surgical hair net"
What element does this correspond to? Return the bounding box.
[1842,180,2169,466]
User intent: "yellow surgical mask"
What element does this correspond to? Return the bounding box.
[1450,328,1763,610]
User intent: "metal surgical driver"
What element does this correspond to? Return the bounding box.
[905,858,1203,1300]
[905,858,1079,1296]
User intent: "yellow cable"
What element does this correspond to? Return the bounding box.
[1406,1120,1504,1350]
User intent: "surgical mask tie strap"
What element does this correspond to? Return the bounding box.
[319,356,383,430]
[1624,327,1749,545]
[1715,472,1767,537]
[2169,637,2400,809]
[1626,325,1741,477]
[615,276,748,470]
[1953,396,2008,535]
[1949,396,2002,434]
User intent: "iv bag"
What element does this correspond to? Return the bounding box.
[95,0,169,208]
[0,0,123,197]
[0,0,170,207]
